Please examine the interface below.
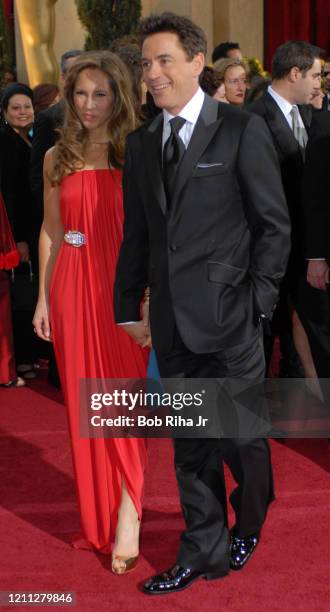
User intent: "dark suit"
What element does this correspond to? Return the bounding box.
[302,111,330,382]
[247,92,312,277]
[321,93,330,112]
[30,100,65,229]
[30,100,64,388]
[115,94,290,571]
[247,92,314,372]
[0,125,33,246]
[248,91,330,382]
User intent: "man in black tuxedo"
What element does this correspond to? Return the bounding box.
[302,111,330,387]
[247,41,322,377]
[114,12,290,594]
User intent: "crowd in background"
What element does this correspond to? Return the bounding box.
[0,10,329,590]
[0,34,330,393]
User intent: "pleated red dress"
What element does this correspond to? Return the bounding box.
[50,169,148,553]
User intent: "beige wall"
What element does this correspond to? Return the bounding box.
[53,0,86,61]
[142,0,263,63]
[15,0,263,86]
[15,0,86,85]
[142,0,215,63]
[214,0,264,61]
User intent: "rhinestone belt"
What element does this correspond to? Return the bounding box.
[64,231,86,247]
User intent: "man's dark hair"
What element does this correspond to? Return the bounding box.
[111,39,143,116]
[272,41,322,80]
[212,42,240,64]
[60,49,84,74]
[138,12,207,60]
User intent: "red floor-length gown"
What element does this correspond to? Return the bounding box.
[50,169,149,553]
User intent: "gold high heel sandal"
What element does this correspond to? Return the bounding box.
[111,554,139,575]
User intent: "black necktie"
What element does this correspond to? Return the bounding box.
[163,116,186,206]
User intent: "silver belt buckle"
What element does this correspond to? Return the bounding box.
[64,230,86,247]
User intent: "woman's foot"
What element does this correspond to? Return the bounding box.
[0,377,26,388]
[111,488,140,575]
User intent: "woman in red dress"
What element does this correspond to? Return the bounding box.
[33,52,151,574]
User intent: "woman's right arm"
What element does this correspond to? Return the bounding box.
[33,148,64,341]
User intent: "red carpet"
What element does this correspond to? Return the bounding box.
[0,374,329,611]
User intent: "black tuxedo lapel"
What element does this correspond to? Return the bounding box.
[321,94,329,112]
[171,95,223,210]
[142,113,167,215]
[141,95,223,215]
[262,92,303,160]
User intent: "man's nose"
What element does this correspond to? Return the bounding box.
[146,62,161,80]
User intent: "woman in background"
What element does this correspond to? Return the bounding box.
[213,57,249,106]
[33,51,150,575]
[0,83,40,379]
[199,65,229,103]
[33,83,60,116]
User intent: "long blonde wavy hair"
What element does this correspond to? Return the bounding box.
[51,50,138,185]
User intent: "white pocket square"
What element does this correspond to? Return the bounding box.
[196,162,224,168]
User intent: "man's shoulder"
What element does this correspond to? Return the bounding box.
[36,101,64,128]
[126,115,162,144]
[245,93,269,116]
[215,100,268,135]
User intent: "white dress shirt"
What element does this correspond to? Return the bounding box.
[268,85,305,129]
[162,87,205,150]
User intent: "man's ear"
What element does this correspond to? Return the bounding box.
[288,66,300,83]
[192,52,205,77]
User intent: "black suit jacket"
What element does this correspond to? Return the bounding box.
[30,100,65,227]
[321,93,330,112]
[247,91,313,271]
[303,111,330,262]
[0,125,33,244]
[114,95,290,355]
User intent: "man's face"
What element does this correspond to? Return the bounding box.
[142,32,204,115]
[226,48,243,60]
[293,58,321,104]
[323,61,330,92]
[61,55,80,84]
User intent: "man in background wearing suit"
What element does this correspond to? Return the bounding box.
[247,41,322,379]
[30,48,83,226]
[302,111,330,394]
[114,12,290,595]
[30,49,82,388]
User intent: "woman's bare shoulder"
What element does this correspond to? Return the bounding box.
[44,146,56,167]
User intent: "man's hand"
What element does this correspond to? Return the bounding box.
[307,259,329,291]
[17,241,30,262]
[120,320,151,348]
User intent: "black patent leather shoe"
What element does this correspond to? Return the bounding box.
[143,564,227,595]
[230,531,259,570]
